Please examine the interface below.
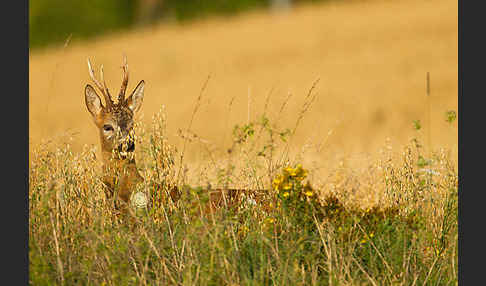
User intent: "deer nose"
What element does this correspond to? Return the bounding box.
[127,140,135,152]
[117,138,135,152]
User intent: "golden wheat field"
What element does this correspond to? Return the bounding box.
[29,0,457,170]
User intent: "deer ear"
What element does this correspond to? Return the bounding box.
[85,84,104,118]
[126,80,144,113]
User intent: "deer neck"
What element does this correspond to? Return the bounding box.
[102,151,140,175]
[100,150,144,204]
[101,150,144,199]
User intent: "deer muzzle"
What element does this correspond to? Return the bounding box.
[117,137,135,158]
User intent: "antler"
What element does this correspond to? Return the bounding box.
[118,55,129,105]
[87,58,114,110]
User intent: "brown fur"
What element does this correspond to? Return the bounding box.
[85,57,268,214]
[85,57,147,210]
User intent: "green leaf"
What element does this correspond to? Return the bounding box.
[445,110,457,124]
[413,120,422,131]
[417,155,429,167]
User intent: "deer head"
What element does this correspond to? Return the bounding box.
[84,56,144,160]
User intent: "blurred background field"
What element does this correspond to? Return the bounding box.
[29,0,457,169]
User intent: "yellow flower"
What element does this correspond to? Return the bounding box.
[272,175,283,190]
[304,191,314,197]
[303,181,313,192]
[284,166,293,176]
[283,192,290,198]
[283,182,292,190]
[266,218,275,224]
[361,238,367,244]
[294,165,308,179]
[369,233,374,238]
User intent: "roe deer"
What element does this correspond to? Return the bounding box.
[84,56,268,214]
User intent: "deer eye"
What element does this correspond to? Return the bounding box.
[103,124,114,132]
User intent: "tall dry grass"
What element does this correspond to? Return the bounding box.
[30,102,457,284]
